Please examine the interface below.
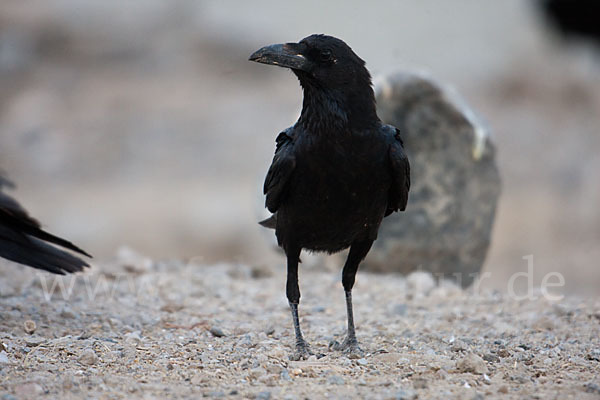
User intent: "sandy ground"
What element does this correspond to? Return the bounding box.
[1,251,599,400]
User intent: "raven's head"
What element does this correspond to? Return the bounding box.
[249,34,369,89]
[250,34,377,128]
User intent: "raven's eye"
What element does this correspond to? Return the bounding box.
[320,49,333,62]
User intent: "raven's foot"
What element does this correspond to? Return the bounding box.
[290,339,314,361]
[329,336,364,358]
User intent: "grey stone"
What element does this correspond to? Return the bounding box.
[209,326,226,337]
[483,353,500,363]
[59,307,76,319]
[78,348,98,365]
[124,331,142,345]
[365,72,501,287]
[456,353,489,374]
[24,336,45,347]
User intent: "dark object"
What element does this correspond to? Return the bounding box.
[0,175,91,274]
[366,72,500,287]
[539,0,600,45]
[249,34,410,359]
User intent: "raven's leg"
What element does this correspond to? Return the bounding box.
[330,239,373,356]
[286,246,312,360]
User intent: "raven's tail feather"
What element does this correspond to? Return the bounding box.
[0,174,91,274]
[19,225,92,258]
[0,233,89,274]
[258,213,277,229]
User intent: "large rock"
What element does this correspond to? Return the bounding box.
[364,72,501,287]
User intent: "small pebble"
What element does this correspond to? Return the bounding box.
[483,353,500,363]
[124,331,142,345]
[497,349,511,358]
[210,326,226,337]
[59,308,76,319]
[456,353,488,374]
[23,320,36,334]
[357,358,368,365]
[264,326,275,335]
[78,348,98,366]
[24,336,45,347]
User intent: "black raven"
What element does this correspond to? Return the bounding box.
[0,175,91,274]
[249,34,410,359]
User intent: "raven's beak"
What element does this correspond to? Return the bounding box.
[249,43,309,71]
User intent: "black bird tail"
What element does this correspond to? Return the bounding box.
[259,213,277,229]
[0,179,91,274]
[0,228,90,274]
[16,223,92,258]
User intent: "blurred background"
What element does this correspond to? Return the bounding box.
[1,1,598,295]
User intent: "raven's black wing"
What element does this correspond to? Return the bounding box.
[0,178,91,274]
[263,129,296,213]
[385,127,411,216]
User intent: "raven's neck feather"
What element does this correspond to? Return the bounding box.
[297,79,378,133]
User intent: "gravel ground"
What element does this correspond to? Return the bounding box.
[1,249,599,400]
